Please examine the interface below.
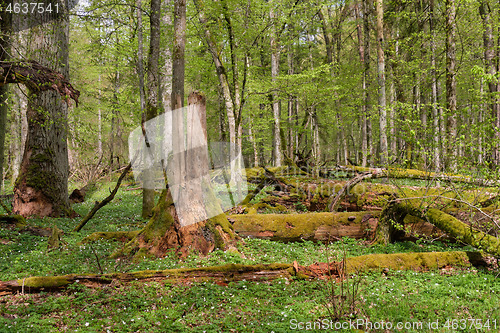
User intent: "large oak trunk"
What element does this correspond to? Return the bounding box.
[12,9,73,217]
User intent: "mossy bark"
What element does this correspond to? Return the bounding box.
[112,189,237,260]
[378,201,500,256]
[338,165,499,186]
[230,211,380,242]
[0,251,487,294]
[0,214,26,228]
[11,10,74,218]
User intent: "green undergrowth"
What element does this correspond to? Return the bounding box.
[0,178,499,332]
[0,269,498,332]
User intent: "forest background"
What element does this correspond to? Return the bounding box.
[2,0,500,189]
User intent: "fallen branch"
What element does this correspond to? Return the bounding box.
[0,251,488,294]
[328,172,373,212]
[378,201,500,256]
[337,165,499,187]
[73,163,132,232]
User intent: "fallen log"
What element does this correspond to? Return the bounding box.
[377,201,500,256]
[328,172,374,212]
[0,251,488,294]
[337,165,499,187]
[230,211,381,242]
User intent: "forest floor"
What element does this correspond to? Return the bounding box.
[0,173,499,332]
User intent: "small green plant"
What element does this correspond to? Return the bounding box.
[321,244,366,322]
[294,202,308,212]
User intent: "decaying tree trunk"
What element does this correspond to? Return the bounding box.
[378,201,500,256]
[230,211,380,242]
[113,92,238,259]
[0,251,489,294]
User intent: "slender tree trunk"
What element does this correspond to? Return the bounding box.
[287,46,294,160]
[136,0,154,218]
[355,1,369,166]
[0,0,12,195]
[389,59,397,159]
[376,0,387,165]
[430,0,441,170]
[195,0,240,182]
[160,0,173,113]
[97,75,103,157]
[140,0,161,218]
[479,0,499,165]
[362,0,372,166]
[479,79,484,165]
[0,89,6,196]
[270,7,282,167]
[13,3,73,217]
[445,0,457,171]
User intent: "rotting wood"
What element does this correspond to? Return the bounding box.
[230,211,380,242]
[377,201,500,256]
[328,172,374,212]
[0,251,488,294]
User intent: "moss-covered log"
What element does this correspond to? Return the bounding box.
[338,165,499,186]
[378,201,500,256]
[230,211,380,242]
[0,251,488,294]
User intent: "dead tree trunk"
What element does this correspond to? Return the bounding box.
[114,92,238,258]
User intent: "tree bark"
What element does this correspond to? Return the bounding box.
[378,201,500,256]
[430,0,441,170]
[0,2,10,195]
[361,0,372,166]
[114,93,238,259]
[270,7,282,167]
[445,0,457,171]
[136,0,154,219]
[12,5,77,217]
[479,1,500,165]
[141,0,161,219]
[376,0,387,165]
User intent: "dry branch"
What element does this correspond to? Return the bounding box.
[328,172,374,211]
[73,163,132,232]
[336,165,499,186]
